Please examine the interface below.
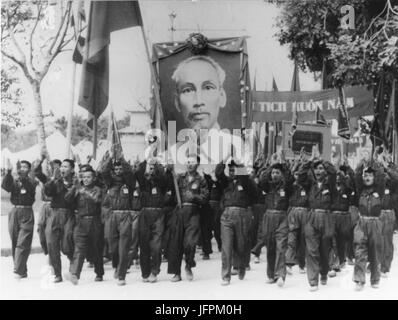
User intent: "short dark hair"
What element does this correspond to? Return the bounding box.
[363,166,376,174]
[113,160,123,167]
[81,165,96,175]
[52,159,62,166]
[313,160,324,169]
[62,159,75,169]
[20,160,31,169]
[271,163,284,172]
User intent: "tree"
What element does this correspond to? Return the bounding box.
[1,68,24,128]
[275,0,398,88]
[54,114,131,146]
[1,1,78,157]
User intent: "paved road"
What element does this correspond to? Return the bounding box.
[1,236,397,300]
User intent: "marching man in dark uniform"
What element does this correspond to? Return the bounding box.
[285,153,311,275]
[374,151,398,278]
[352,159,386,290]
[216,158,257,286]
[299,146,337,291]
[258,155,291,287]
[35,158,77,283]
[99,151,139,286]
[168,155,209,282]
[328,170,354,277]
[35,158,61,258]
[136,158,168,283]
[2,160,37,279]
[65,165,104,285]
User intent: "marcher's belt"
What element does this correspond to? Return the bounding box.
[290,206,307,210]
[50,207,70,212]
[43,201,51,203]
[142,207,162,211]
[225,206,247,210]
[113,210,132,214]
[360,215,380,220]
[266,209,286,215]
[182,202,199,207]
[14,205,32,209]
[209,200,220,204]
[332,210,350,215]
[79,215,96,219]
[311,209,330,214]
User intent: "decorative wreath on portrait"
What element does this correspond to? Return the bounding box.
[186,33,208,55]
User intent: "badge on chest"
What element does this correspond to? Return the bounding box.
[300,190,306,197]
[279,190,285,197]
[191,183,198,190]
[152,187,157,195]
[373,192,379,198]
[385,189,390,195]
[237,185,243,191]
[133,190,139,197]
[123,188,129,194]
[322,189,329,195]
[342,194,347,199]
[20,188,26,194]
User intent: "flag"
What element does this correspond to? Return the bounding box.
[316,106,327,125]
[385,79,396,151]
[290,61,301,92]
[272,76,278,92]
[337,86,351,140]
[108,108,123,159]
[371,74,387,147]
[71,1,85,62]
[77,1,143,128]
[289,106,298,136]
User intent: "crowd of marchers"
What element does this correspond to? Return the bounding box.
[2,145,397,292]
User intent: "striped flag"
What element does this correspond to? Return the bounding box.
[337,87,351,140]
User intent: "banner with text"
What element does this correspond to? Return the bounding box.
[252,85,373,122]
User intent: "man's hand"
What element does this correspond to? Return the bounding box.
[6,159,12,171]
[52,166,61,180]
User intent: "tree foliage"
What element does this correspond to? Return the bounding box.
[276,0,398,87]
[1,68,24,128]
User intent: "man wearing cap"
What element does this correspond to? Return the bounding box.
[2,159,38,279]
[352,162,387,290]
[258,160,292,287]
[216,158,257,286]
[99,151,139,286]
[34,158,77,282]
[136,158,168,283]
[167,155,209,282]
[64,166,104,284]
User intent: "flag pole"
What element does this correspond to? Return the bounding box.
[66,62,77,158]
[139,24,182,208]
[92,116,98,160]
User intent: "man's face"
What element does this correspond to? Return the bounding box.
[61,161,73,177]
[271,169,282,183]
[314,164,326,181]
[175,59,226,130]
[186,157,198,173]
[82,171,95,186]
[114,165,123,177]
[19,163,30,176]
[228,166,236,179]
[363,172,375,186]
